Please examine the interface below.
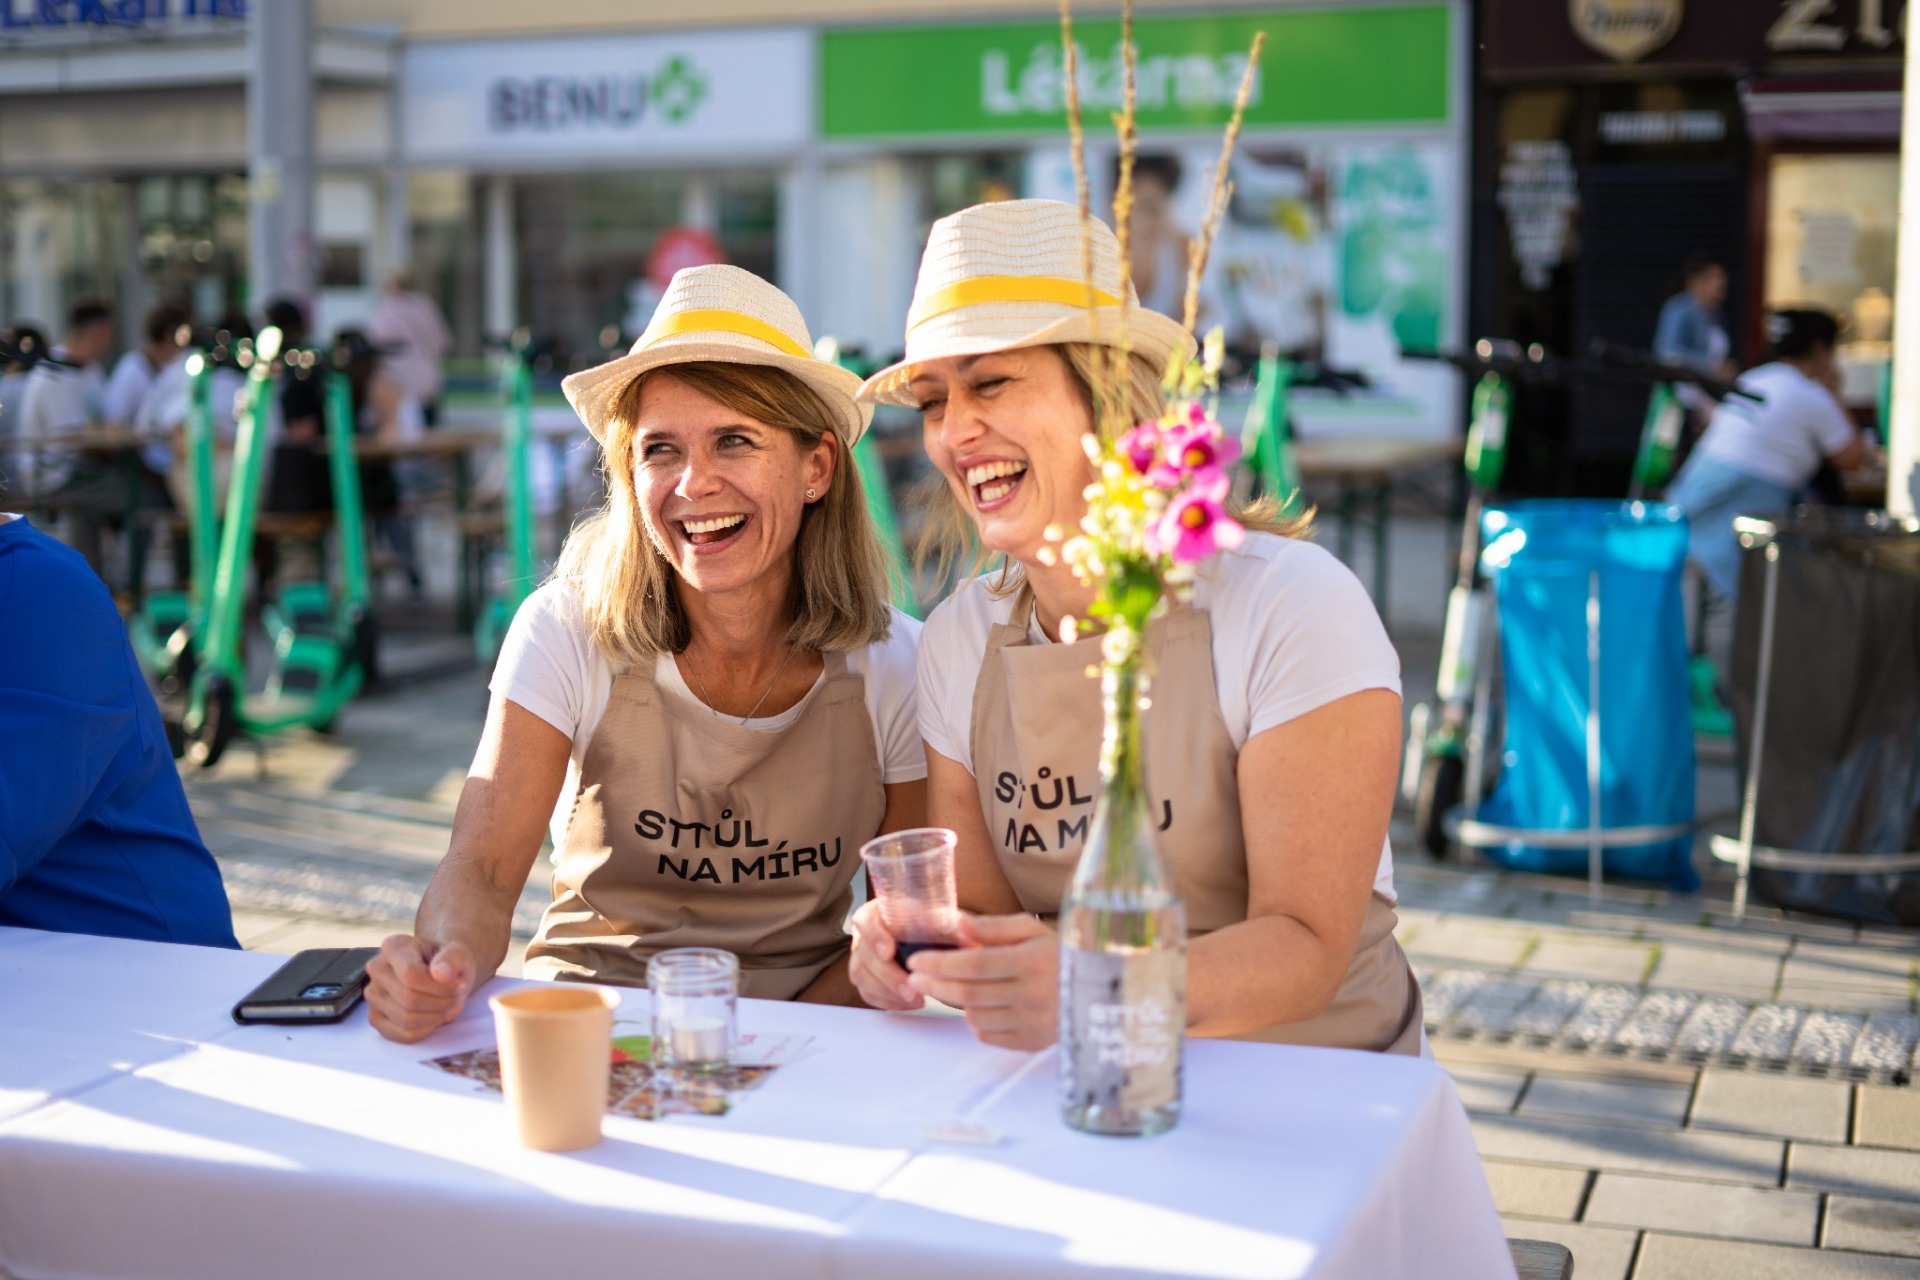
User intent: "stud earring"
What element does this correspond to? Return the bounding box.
[805,488,817,500]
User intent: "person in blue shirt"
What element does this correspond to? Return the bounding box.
[0,510,238,947]
[1654,257,1735,428]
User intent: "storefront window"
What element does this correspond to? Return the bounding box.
[2,179,129,335]
[921,154,1022,222]
[512,169,778,370]
[1765,152,1898,408]
[136,175,249,323]
[409,170,483,358]
[2,175,245,342]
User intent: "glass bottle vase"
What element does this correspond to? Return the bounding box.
[1058,637,1187,1137]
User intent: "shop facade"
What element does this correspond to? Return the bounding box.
[0,3,398,345]
[1478,0,1904,492]
[397,24,812,367]
[812,1,1470,439]
[2,0,1468,423]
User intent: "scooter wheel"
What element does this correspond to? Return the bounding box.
[187,674,236,770]
[1415,753,1463,860]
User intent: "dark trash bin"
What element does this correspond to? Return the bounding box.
[1728,508,1920,925]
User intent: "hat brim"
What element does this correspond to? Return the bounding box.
[562,342,873,447]
[856,307,1196,407]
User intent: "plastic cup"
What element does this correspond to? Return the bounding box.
[489,985,620,1151]
[860,827,962,966]
[649,948,739,1074]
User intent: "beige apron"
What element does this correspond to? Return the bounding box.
[970,589,1423,1054]
[525,649,887,1001]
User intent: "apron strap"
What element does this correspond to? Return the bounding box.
[1008,585,1035,634]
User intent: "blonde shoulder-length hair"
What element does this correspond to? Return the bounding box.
[917,342,1312,592]
[555,361,894,662]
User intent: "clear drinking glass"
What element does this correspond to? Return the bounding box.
[860,827,963,966]
[648,948,739,1074]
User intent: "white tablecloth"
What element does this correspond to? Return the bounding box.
[0,928,1513,1279]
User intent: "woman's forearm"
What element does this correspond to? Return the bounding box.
[1185,914,1351,1038]
[413,846,527,982]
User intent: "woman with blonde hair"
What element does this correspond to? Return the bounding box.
[368,266,925,1042]
[847,199,1422,1055]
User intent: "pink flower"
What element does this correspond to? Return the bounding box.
[1118,422,1163,476]
[1147,472,1244,563]
[1163,418,1240,478]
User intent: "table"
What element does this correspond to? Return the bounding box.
[0,928,1513,1280]
[8,425,157,602]
[1294,436,1462,622]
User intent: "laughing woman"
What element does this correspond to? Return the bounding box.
[368,267,925,1042]
[847,200,1422,1055]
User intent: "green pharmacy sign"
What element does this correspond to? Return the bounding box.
[820,5,1452,140]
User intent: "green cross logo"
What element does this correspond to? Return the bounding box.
[652,56,708,124]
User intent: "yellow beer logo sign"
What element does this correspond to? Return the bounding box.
[1569,0,1684,63]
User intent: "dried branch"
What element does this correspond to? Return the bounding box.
[1103,0,1138,437]
[1182,31,1264,336]
[1060,0,1096,320]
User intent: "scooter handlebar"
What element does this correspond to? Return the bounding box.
[1586,339,1761,403]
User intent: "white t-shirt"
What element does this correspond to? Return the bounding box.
[102,350,158,424]
[1696,362,1857,489]
[491,579,927,848]
[15,353,105,490]
[918,532,1403,899]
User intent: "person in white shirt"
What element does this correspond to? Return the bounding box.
[16,296,115,574]
[0,324,47,495]
[103,299,193,586]
[1666,307,1868,611]
[104,299,191,449]
[846,200,1421,1057]
[368,266,453,427]
[366,266,927,1043]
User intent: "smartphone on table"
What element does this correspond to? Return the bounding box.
[232,947,380,1025]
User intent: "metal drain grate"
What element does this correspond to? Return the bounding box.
[1420,966,1919,1085]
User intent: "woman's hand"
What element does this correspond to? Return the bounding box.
[905,914,1059,1052]
[846,899,924,1011]
[366,934,475,1043]
[366,696,565,1044]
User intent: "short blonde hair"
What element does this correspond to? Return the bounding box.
[916,343,1309,592]
[556,362,894,662]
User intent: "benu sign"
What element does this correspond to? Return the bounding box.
[402,28,810,163]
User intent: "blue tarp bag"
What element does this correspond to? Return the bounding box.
[1475,500,1697,888]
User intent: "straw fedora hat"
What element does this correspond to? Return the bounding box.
[858,198,1195,407]
[562,264,871,446]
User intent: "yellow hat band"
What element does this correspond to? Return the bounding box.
[640,309,814,361]
[907,275,1124,333]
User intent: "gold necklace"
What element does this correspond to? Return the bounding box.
[684,643,797,725]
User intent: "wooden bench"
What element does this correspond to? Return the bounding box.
[1510,1237,1574,1279]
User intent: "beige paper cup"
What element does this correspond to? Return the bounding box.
[489,985,620,1151]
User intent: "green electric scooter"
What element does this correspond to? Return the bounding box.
[179,328,375,767]
[1396,340,1534,857]
[131,350,215,697]
[1235,343,1305,518]
[474,331,540,665]
[1233,342,1374,517]
[1397,340,1762,853]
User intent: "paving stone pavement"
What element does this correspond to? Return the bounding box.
[173,516,1920,1279]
